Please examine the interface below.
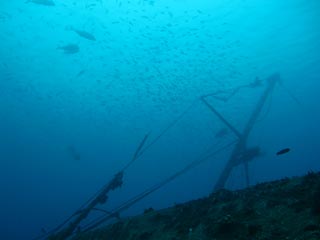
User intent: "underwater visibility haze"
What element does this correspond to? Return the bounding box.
[0,0,320,239]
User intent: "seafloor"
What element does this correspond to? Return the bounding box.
[73,172,320,240]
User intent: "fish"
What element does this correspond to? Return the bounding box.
[144,0,155,6]
[276,148,290,155]
[76,69,86,77]
[68,27,96,41]
[57,44,79,54]
[0,12,11,21]
[215,128,228,138]
[27,0,55,6]
[249,77,263,88]
[235,146,261,166]
[67,146,81,161]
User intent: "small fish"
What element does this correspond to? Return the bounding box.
[0,12,11,21]
[67,145,81,161]
[276,148,290,156]
[27,0,55,6]
[76,69,86,77]
[249,77,263,88]
[215,128,228,138]
[57,44,79,54]
[68,27,96,41]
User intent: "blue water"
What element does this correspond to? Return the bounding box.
[0,0,319,239]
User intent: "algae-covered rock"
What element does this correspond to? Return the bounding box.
[73,172,320,240]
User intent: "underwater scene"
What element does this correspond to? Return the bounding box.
[0,0,320,239]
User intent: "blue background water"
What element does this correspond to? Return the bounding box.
[0,0,319,239]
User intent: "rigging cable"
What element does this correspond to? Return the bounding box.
[278,80,302,106]
[137,98,199,157]
[33,134,150,240]
[78,140,237,234]
[32,99,199,240]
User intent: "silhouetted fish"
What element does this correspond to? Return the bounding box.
[27,0,55,6]
[276,148,290,155]
[57,44,79,54]
[67,145,81,161]
[69,27,96,41]
[76,69,86,77]
[215,128,228,138]
[249,77,263,88]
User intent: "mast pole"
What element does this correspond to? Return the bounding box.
[212,73,280,191]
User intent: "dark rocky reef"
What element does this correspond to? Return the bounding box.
[73,171,320,240]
